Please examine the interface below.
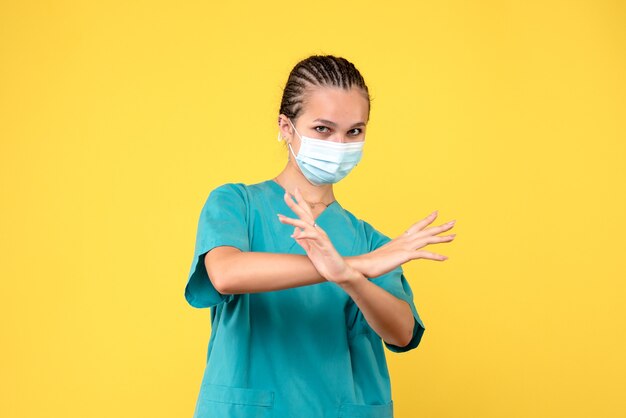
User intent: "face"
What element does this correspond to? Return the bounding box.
[279,86,369,156]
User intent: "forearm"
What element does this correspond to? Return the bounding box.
[212,249,412,345]
[339,271,415,348]
[213,250,365,294]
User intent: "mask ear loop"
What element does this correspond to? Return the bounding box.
[287,118,302,141]
[287,141,298,162]
[278,118,304,165]
[286,119,302,162]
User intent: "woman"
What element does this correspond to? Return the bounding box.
[185,55,456,418]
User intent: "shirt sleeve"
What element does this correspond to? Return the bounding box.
[359,220,426,353]
[184,183,251,309]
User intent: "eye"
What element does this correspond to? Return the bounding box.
[314,126,330,133]
[348,128,363,136]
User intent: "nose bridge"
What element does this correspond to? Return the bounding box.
[331,132,347,143]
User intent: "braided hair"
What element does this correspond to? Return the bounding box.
[278,55,371,128]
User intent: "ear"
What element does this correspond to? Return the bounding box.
[277,114,294,143]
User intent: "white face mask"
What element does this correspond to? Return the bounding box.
[280,119,365,186]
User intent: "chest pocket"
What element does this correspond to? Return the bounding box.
[194,383,274,418]
[337,400,394,418]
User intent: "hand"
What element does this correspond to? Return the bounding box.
[359,210,457,279]
[277,187,361,285]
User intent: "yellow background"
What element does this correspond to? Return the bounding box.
[1,1,625,417]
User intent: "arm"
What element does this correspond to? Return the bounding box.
[204,245,368,294]
[339,267,415,348]
[206,247,413,347]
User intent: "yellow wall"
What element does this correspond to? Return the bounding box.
[1,1,624,417]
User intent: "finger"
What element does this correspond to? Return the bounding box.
[295,237,311,251]
[290,229,321,241]
[405,210,440,235]
[283,191,314,223]
[293,186,314,218]
[418,220,456,238]
[278,214,329,243]
[411,233,457,246]
[413,250,449,261]
[290,225,323,243]
[278,214,316,231]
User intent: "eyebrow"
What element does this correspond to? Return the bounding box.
[312,118,366,128]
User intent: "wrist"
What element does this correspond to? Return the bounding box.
[335,264,367,288]
[345,255,371,279]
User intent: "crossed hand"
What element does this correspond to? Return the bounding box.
[277,187,456,284]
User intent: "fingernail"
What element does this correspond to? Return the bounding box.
[448,219,456,225]
[432,210,438,216]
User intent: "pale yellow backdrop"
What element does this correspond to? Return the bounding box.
[1,1,624,417]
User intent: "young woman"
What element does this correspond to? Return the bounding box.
[185,55,457,418]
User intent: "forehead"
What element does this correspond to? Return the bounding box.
[301,86,369,123]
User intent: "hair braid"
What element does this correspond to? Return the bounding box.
[278,55,371,124]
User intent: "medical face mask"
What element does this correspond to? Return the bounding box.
[283,119,365,186]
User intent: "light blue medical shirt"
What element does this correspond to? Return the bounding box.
[185,179,426,418]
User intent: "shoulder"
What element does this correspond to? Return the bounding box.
[209,179,274,200]
[209,181,248,197]
[203,181,251,205]
[196,182,251,218]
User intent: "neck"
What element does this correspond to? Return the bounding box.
[274,161,335,205]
